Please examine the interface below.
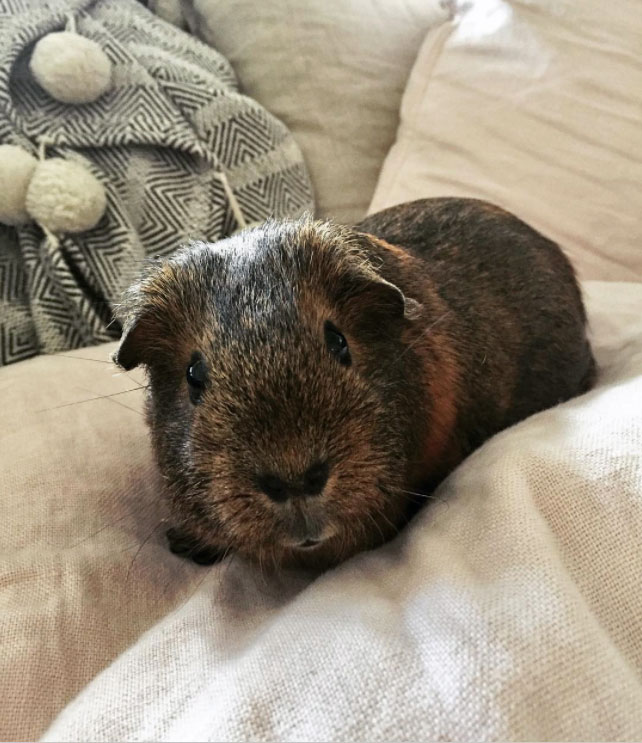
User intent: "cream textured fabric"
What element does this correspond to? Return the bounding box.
[181,0,449,224]
[369,0,642,282]
[0,347,206,740]
[0,281,639,741]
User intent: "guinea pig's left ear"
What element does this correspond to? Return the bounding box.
[335,230,424,326]
[352,273,423,324]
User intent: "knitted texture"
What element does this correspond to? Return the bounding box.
[0,0,313,365]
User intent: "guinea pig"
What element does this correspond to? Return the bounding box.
[114,197,596,570]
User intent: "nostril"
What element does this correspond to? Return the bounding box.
[303,460,330,496]
[257,473,289,502]
[258,462,329,501]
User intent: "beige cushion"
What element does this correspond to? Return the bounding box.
[27,281,642,741]
[182,0,448,224]
[3,281,642,740]
[370,0,642,281]
[0,344,208,741]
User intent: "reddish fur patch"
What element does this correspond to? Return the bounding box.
[419,330,461,479]
[372,236,462,484]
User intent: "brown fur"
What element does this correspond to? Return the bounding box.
[113,198,596,571]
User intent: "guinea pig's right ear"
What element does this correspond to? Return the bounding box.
[112,315,149,371]
[112,247,203,369]
[111,270,168,371]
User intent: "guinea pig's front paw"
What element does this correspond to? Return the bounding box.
[165,527,227,566]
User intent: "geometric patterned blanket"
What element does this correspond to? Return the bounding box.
[0,0,313,365]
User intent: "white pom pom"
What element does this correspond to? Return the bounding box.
[29,31,112,105]
[26,158,107,233]
[0,144,38,225]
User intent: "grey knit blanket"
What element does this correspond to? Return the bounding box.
[0,0,313,365]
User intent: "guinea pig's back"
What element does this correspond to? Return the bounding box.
[356,197,595,450]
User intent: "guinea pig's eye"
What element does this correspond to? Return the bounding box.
[324,321,351,366]
[186,352,208,404]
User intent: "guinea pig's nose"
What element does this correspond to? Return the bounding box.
[257,461,330,502]
[256,473,290,503]
[302,460,329,495]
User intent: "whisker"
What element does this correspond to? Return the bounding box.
[341,526,349,560]
[125,519,164,586]
[377,510,398,536]
[52,354,115,364]
[62,507,160,548]
[359,517,371,552]
[98,391,146,417]
[394,309,452,363]
[257,543,265,583]
[271,545,280,577]
[399,488,448,508]
[399,488,441,501]
[37,386,148,413]
[219,545,235,576]
[364,510,386,546]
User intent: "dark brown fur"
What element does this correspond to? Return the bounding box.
[114,198,596,570]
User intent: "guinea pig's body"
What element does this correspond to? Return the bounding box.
[115,198,595,569]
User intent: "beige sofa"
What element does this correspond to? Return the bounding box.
[2,1,642,740]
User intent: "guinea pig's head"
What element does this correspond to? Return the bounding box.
[114,217,426,569]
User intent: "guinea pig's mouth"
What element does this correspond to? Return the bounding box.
[299,538,321,548]
[294,537,322,550]
[274,496,339,552]
[283,523,338,552]
[286,537,328,553]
